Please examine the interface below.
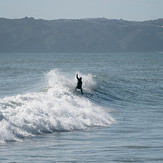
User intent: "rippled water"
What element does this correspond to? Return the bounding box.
[0,53,163,162]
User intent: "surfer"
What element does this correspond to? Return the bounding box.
[75,74,83,94]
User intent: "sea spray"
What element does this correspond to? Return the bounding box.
[0,69,114,143]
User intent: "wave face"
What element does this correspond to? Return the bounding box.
[0,69,114,144]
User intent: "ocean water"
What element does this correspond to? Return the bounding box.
[0,52,163,162]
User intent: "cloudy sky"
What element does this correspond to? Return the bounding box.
[0,0,163,21]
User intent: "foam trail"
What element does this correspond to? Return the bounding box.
[0,69,114,144]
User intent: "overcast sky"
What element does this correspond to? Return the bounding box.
[0,0,163,21]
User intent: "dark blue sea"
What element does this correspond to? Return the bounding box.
[0,53,163,162]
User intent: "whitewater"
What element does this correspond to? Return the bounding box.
[0,69,114,144]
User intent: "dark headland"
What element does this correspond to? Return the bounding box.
[0,17,163,53]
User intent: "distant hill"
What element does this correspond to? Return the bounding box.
[0,17,163,53]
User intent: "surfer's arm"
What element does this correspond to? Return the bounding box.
[76,74,79,79]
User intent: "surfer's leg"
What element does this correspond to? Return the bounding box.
[81,88,83,94]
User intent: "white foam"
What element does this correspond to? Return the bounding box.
[0,69,114,143]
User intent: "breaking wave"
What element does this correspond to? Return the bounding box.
[0,69,114,144]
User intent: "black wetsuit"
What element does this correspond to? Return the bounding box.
[77,78,82,89]
[76,75,83,94]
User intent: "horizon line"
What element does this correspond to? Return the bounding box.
[0,16,163,22]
